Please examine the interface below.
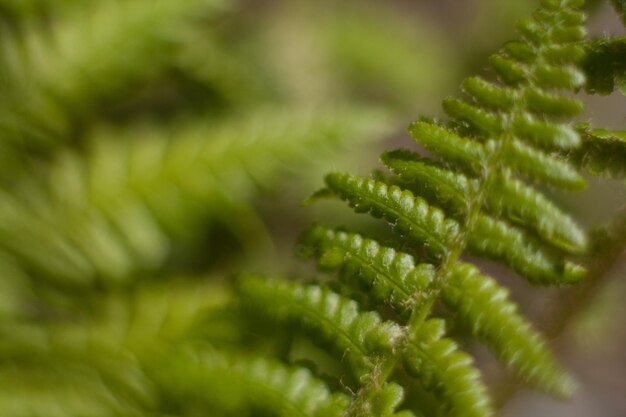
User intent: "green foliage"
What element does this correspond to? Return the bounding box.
[403,319,493,417]
[320,171,582,284]
[239,275,401,378]
[442,263,576,396]
[241,1,606,416]
[573,124,626,178]
[0,108,387,292]
[382,149,586,254]
[573,9,626,180]
[299,225,435,314]
[2,0,626,416]
[321,172,459,259]
[0,277,236,416]
[582,36,626,95]
[0,0,406,414]
[0,0,226,158]
[162,352,350,417]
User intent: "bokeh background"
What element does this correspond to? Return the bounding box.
[0,0,623,416]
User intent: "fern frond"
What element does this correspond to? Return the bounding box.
[461,76,516,111]
[0,276,237,416]
[0,366,147,417]
[351,383,415,417]
[168,352,349,417]
[501,139,585,189]
[511,113,580,150]
[408,121,486,175]
[573,124,626,178]
[0,108,388,288]
[322,173,460,259]
[298,225,434,313]
[381,149,474,217]
[441,97,502,137]
[442,263,576,397]
[238,1,591,415]
[582,36,626,95]
[403,319,493,417]
[14,328,341,417]
[382,150,586,253]
[409,118,582,192]
[323,172,581,284]
[487,176,586,253]
[0,0,226,155]
[238,275,402,378]
[522,87,584,118]
[468,214,584,284]
[0,278,233,359]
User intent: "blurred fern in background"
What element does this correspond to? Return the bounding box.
[0,0,463,415]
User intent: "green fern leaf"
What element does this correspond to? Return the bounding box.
[166,351,350,417]
[582,36,626,95]
[371,383,415,417]
[442,263,576,397]
[0,367,146,417]
[501,139,585,190]
[382,149,586,253]
[461,76,516,111]
[408,121,487,175]
[511,114,580,149]
[487,175,586,253]
[442,97,502,136]
[381,149,474,216]
[403,319,493,417]
[323,173,460,259]
[0,0,226,155]
[468,214,584,284]
[573,124,626,178]
[0,108,388,288]
[351,383,415,417]
[523,88,583,118]
[323,171,581,284]
[409,120,582,191]
[299,225,434,313]
[0,276,237,416]
[238,275,402,378]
